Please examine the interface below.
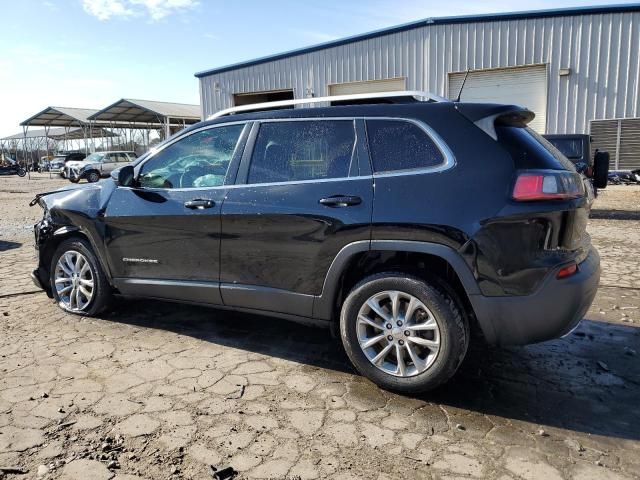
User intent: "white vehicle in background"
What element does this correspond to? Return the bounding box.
[65,151,138,183]
[48,152,87,177]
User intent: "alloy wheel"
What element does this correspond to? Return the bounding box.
[54,251,95,311]
[356,290,441,377]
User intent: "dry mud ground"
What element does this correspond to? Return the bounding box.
[1,173,639,480]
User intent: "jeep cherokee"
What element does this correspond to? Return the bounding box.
[30,92,600,393]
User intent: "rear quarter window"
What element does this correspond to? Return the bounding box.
[365,119,444,173]
[496,126,577,171]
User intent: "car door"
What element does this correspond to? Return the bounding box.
[103,122,250,305]
[101,153,119,175]
[219,118,373,318]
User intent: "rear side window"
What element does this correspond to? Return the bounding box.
[496,126,576,171]
[248,120,355,184]
[366,120,444,173]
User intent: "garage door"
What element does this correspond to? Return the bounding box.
[591,118,640,170]
[448,65,548,133]
[328,78,406,96]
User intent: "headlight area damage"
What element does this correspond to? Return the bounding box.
[30,182,117,297]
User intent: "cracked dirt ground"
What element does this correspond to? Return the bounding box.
[1,174,639,480]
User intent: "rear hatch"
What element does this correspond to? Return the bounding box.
[457,103,593,295]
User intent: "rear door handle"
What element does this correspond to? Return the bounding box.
[319,195,362,207]
[184,199,215,209]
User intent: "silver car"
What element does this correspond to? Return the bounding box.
[66,151,138,183]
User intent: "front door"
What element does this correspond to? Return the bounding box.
[103,123,249,304]
[220,119,373,317]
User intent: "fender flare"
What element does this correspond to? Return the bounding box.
[312,240,481,321]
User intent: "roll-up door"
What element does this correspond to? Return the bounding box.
[328,78,406,96]
[449,65,548,133]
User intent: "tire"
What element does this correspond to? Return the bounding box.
[17,168,26,177]
[593,151,609,189]
[87,171,100,183]
[340,272,468,393]
[49,237,111,316]
[69,176,80,184]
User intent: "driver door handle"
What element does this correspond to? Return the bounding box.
[184,199,215,209]
[319,195,362,207]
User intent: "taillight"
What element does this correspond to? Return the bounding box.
[512,170,584,201]
[557,262,578,279]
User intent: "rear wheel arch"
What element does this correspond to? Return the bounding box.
[315,241,482,337]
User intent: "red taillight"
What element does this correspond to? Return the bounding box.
[557,263,578,279]
[512,171,584,201]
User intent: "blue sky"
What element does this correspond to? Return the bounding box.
[0,0,637,137]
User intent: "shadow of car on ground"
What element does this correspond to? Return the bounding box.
[101,299,640,442]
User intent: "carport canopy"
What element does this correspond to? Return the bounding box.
[20,106,106,127]
[87,98,201,126]
[2,126,117,141]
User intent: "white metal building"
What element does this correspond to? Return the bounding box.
[196,4,640,169]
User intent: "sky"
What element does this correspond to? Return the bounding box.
[0,0,638,137]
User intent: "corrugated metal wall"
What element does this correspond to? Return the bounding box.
[199,11,640,135]
[591,118,640,169]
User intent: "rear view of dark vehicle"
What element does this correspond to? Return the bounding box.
[544,133,609,193]
[30,93,600,393]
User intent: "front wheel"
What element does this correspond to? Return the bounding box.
[17,168,26,177]
[340,273,468,393]
[87,171,100,183]
[50,238,111,316]
[69,176,80,183]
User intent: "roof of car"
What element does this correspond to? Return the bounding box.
[90,151,136,154]
[196,101,452,127]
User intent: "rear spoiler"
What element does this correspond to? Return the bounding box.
[455,104,535,140]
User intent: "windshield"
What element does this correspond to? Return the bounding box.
[85,153,105,162]
[546,138,583,160]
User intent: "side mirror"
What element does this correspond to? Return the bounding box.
[114,165,135,187]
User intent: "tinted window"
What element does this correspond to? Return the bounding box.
[248,120,355,184]
[546,138,583,159]
[139,125,244,189]
[366,120,444,173]
[497,126,576,171]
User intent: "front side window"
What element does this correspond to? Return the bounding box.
[138,124,244,189]
[85,153,105,163]
[366,120,444,173]
[248,120,355,184]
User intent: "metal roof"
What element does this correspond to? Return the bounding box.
[2,127,117,141]
[194,3,640,78]
[20,107,99,127]
[87,98,201,124]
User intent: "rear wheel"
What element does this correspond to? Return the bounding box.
[50,238,111,316]
[69,176,80,184]
[340,273,468,393]
[17,168,26,177]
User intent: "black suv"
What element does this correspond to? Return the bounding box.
[31,97,600,392]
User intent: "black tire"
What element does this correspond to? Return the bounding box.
[17,168,26,177]
[340,272,468,393]
[69,176,80,184]
[49,237,111,316]
[593,151,609,189]
[87,171,100,183]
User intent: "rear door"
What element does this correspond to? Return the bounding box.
[101,153,120,175]
[219,118,373,317]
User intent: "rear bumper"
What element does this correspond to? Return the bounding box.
[470,247,600,346]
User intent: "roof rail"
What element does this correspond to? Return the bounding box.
[207,90,449,120]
